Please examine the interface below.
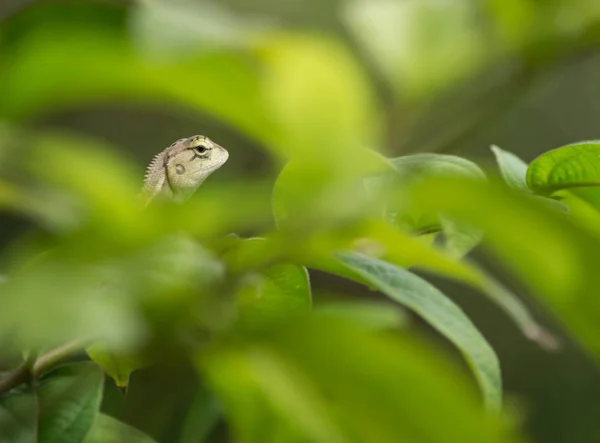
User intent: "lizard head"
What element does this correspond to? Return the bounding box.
[164,135,229,199]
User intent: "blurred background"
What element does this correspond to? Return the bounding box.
[2,1,600,442]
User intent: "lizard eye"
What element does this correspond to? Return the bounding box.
[195,145,207,154]
[176,164,186,175]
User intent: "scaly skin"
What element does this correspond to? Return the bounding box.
[141,135,229,206]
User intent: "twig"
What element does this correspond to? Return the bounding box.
[0,338,93,396]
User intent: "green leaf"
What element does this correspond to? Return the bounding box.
[0,2,273,147]
[0,362,104,443]
[178,385,221,443]
[83,413,157,443]
[337,252,501,410]
[527,141,600,193]
[37,362,105,443]
[201,317,520,443]
[86,342,147,390]
[379,154,485,257]
[258,34,379,160]
[391,154,486,181]
[236,262,312,329]
[272,157,389,231]
[527,141,600,210]
[130,0,269,58]
[0,385,37,443]
[439,215,483,259]
[293,217,552,350]
[313,300,407,331]
[490,145,530,193]
[407,176,600,357]
[343,0,488,100]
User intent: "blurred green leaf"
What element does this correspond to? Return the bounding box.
[313,300,407,331]
[38,362,104,443]
[83,413,157,443]
[338,252,501,410]
[388,154,485,229]
[178,385,221,443]
[373,154,485,256]
[490,145,569,214]
[234,239,312,329]
[272,158,389,232]
[486,0,600,54]
[25,132,142,239]
[439,215,483,259]
[0,254,147,351]
[407,176,600,356]
[0,2,273,147]
[131,0,270,57]
[344,0,488,100]
[258,34,380,161]
[201,317,520,443]
[491,145,530,193]
[391,154,486,181]
[287,218,551,350]
[0,385,37,443]
[86,342,146,390]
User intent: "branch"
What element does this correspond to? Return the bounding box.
[0,338,92,396]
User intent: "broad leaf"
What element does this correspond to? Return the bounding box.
[0,385,37,443]
[408,175,600,359]
[200,317,520,443]
[0,362,105,443]
[338,252,501,410]
[527,141,600,192]
[527,141,600,210]
[37,362,105,443]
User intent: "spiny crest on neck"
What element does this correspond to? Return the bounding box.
[144,150,165,184]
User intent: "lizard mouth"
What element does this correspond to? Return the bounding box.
[214,143,229,163]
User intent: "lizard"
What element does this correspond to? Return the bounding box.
[141,134,229,206]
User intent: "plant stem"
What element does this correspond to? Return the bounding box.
[0,338,92,396]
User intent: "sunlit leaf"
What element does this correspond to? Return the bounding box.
[257,34,380,161]
[527,141,600,192]
[338,252,501,409]
[527,141,600,210]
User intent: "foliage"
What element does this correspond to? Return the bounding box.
[2,0,600,442]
